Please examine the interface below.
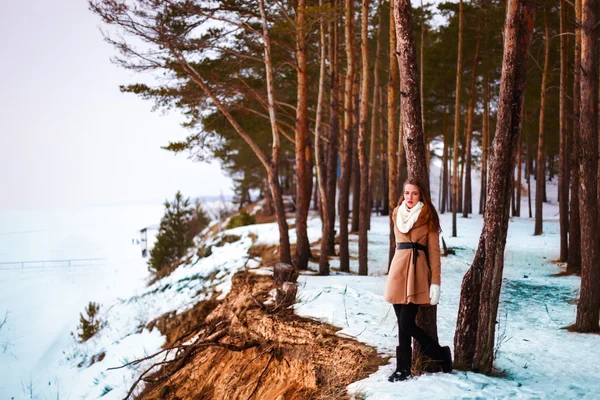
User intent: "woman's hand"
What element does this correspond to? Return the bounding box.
[430,284,440,305]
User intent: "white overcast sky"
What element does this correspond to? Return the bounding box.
[0,0,234,210]
[0,0,453,211]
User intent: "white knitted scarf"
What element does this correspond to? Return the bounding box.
[396,201,424,233]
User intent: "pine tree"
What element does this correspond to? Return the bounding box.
[149,192,208,275]
[77,302,102,342]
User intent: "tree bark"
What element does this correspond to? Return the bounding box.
[397,112,406,190]
[378,85,386,213]
[420,0,427,168]
[574,0,600,332]
[312,174,320,212]
[559,0,569,262]
[263,180,274,217]
[516,134,522,216]
[388,0,400,266]
[511,168,516,216]
[527,124,533,218]
[339,0,355,272]
[452,0,463,236]
[379,86,389,217]
[368,1,383,231]
[463,15,481,218]
[294,0,312,270]
[326,0,340,258]
[352,73,361,234]
[442,91,449,214]
[315,0,330,275]
[358,0,370,276]
[568,0,582,275]
[394,0,438,359]
[534,8,550,236]
[480,72,490,214]
[458,149,464,213]
[454,0,536,372]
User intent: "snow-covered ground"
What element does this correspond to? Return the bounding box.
[2,163,598,399]
[293,164,599,399]
[294,211,598,399]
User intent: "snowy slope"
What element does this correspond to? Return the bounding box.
[0,204,164,398]
[0,201,248,399]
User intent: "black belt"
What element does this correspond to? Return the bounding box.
[397,242,430,269]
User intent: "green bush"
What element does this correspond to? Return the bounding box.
[77,302,102,342]
[226,210,256,229]
[149,191,210,275]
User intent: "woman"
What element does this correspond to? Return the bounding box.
[384,178,453,382]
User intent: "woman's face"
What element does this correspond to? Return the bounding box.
[403,184,421,209]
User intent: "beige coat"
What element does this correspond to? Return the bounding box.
[384,202,441,305]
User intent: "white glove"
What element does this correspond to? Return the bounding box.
[430,284,440,305]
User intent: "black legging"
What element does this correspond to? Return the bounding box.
[393,303,435,348]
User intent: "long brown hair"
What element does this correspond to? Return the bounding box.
[397,177,441,232]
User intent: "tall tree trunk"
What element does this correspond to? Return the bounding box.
[315,0,330,275]
[448,147,452,211]
[574,0,600,332]
[394,0,438,360]
[454,0,536,372]
[397,113,406,189]
[368,1,383,231]
[375,84,389,215]
[442,91,449,214]
[527,126,533,218]
[294,0,312,269]
[358,0,370,276]
[420,0,428,168]
[516,134,522,216]
[326,0,340,258]
[452,0,464,236]
[534,8,550,236]
[312,173,320,212]
[352,74,361,234]
[458,150,464,213]
[480,72,490,214]
[568,0,582,275]
[267,170,292,264]
[339,0,355,272]
[388,0,400,266]
[379,86,387,216]
[511,168,516,216]
[263,180,274,217]
[463,16,481,218]
[559,0,569,261]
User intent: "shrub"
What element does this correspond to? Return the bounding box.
[226,210,256,229]
[149,191,210,275]
[77,302,102,342]
[214,234,241,247]
[197,244,212,258]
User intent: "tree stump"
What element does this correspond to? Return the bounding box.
[273,263,298,308]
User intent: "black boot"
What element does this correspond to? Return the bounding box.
[388,346,412,382]
[423,343,453,373]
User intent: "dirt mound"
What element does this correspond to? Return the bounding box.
[138,271,385,400]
